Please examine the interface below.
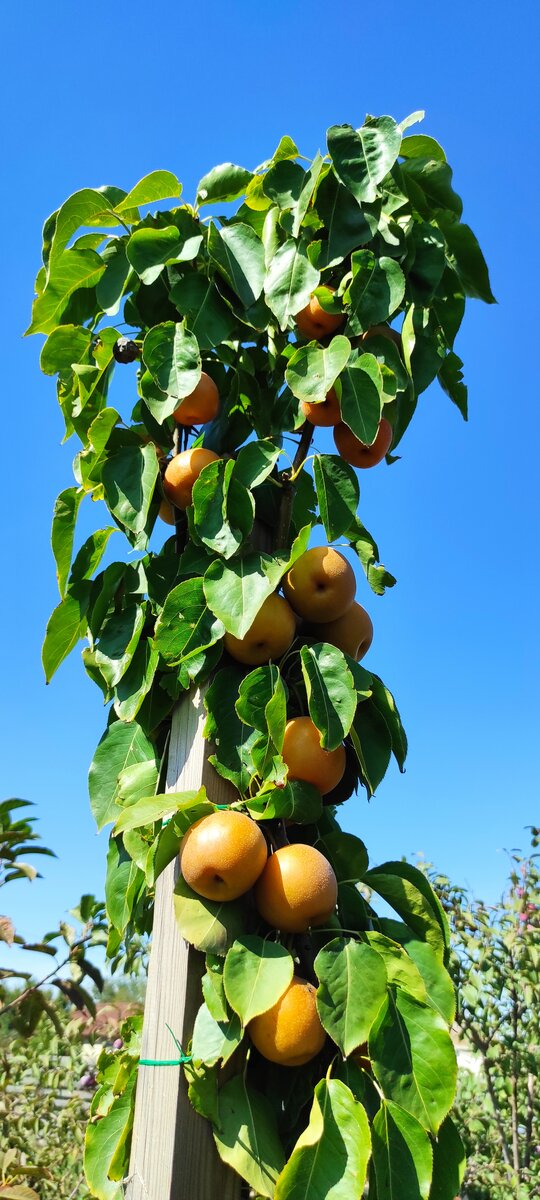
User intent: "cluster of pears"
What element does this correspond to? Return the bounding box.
[158,293,396,522]
[179,807,336,1067]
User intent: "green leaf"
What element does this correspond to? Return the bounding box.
[328,118,402,203]
[246,779,322,824]
[347,517,396,595]
[96,239,131,315]
[300,644,357,750]
[102,444,159,536]
[315,170,375,268]
[402,939,456,1024]
[127,219,202,284]
[170,274,235,349]
[275,1078,371,1200]
[430,1115,466,1200]
[322,831,368,881]
[346,249,405,335]
[369,674,408,771]
[364,932,428,1005]
[315,938,387,1056]
[115,170,182,212]
[173,875,246,955]
[94,604,145,687]
[84,1075,136,1200]
[372,1100,433,1200]
[27,249,106,335]
[400,134,446,161]
[70,527,116,584]
[285,336,351,404]
[402,158,462,219]
[370,990,457,1133]
[105,837,144,934]
[313,454,359,541]
[365,862,449,957]
[350,697,392,795]
[202,954,228,1021]
[51,487,84,597]
[191,1000,243,1065]
[40,324,92,374]
[438,216,496,303]
[154,577,225,667]
[204,667,258,793]
[192,458,254,559]
[214,1075,285,1199]
[204,552,283,639]
[42,585,90,682]
[88,720,157,830]
[114,787,206,834]
[117,758,159,809]
[233,439,282,489]
[196,162,252,205]
[340,352,383,445]
[223,935,293,1025]
[142,321,201,415]
[265,238,320,330]
[236,663,286,737]
[208,220,265,308]
[438,351,468,419]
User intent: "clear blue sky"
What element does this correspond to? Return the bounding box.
[2,0,539,972]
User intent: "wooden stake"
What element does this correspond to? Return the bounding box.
[126,688,241,1200]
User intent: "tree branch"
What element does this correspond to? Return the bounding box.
[275,422,314,550]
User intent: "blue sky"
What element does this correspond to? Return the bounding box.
[2,0,539,973]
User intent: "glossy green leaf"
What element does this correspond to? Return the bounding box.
[236,663,286,735]
[154,577,225,667]
[369,674,408,771]
[275,1078,371,1200]
[347,516,397,595]
[224,935,293,1025]
[438,216,496,303]
[369,989,457,1133]
[142,320,201,413]
[372,1100,433,1200]
[197,162,252,205]
[94,604,145,687]
[300,643,357,750]
[323,831,369,882]
[127,217,202,284]
[233,439,282,489]
[365,862,449,956]
[402,939,456,1024]
[246,779,322,824]
[285,336,351,404]
[208,221,265,308]
[204,666,258,793]
[192,458,254,559]
[214,1075,285,1199]
[313,454,359,540]
[88,720,157,830]
[350,697,392,796]
[438,351,468,419]
[315,938,387,1055]
[191,1001,243,1065]
[51,486,84,597]
[204,552,284,638]
[48,189,116,267]
[364,932,428,1004]
[173,875,246,956]
[340,352,383,445]
[170,274,235,349]
[265,238,320,330]
[70,528,116,584]
[27,248,106,335]
[430,1115,466,1200]
[201,954,228,1021]
[96,239,131,315]
[40,324,93,374]
[101,444,159,536]
[84,1074,135,1200]
[105,837,144,934]
[328,117,402,203]
[315,170,375,268]
[346,249,405,334]
[400,134,446,161]
[42,585,90,682]
[115,170,182,212]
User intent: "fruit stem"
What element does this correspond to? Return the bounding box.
[275,422,314,550]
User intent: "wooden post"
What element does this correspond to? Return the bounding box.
[126,688,241,1200]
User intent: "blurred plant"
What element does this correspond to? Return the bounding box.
[423,828,540,1199]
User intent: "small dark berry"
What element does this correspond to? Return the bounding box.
[113,337,139,364]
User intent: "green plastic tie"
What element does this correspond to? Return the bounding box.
[139,1023,192,1067]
